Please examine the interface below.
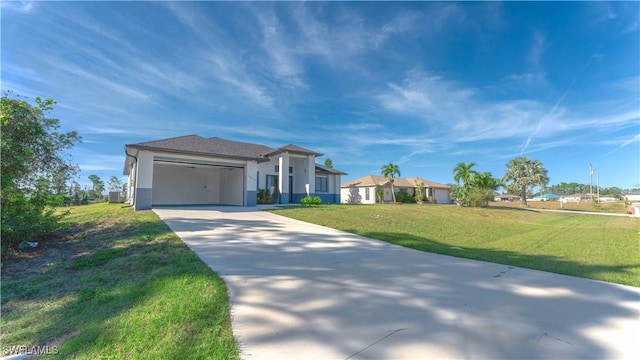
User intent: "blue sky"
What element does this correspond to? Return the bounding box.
[2,1,639,190]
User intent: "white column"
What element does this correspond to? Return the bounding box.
[307,155,315,195]
[278,153,290,204]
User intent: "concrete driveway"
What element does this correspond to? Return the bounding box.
[154,206,640,359]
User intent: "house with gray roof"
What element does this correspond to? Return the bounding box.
[124,135,346,210]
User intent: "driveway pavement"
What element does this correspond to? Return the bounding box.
[154,206,640,359]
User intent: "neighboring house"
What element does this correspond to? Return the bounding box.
[624,193,640,202]
[567,193,597,201]
[532,193,560,201]
[560,194,582,202]
[124,135,346,210]
[494,194,521,202]
[340,175,451,204]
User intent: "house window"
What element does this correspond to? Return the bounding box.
[289,166,293,174]
[315,177,328,193]
[275,165,279,172]
[365,188,370,201]
[266,175,277,191]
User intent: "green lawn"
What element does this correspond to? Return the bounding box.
[1,203,238,359]
[271,204,640,287]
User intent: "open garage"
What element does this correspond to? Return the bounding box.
[152,161,245,206]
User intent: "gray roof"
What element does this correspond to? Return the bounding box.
[124,135,340,174]
[264,144,323,157]
[126,135,274,161]
[315,163,347,175]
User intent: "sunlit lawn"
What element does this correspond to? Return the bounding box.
[1,203,238,359]
[272,204,640,287]
[491,199,630,214]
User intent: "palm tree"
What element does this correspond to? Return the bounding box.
[453,161,478,188]
[380,162,401,203]
[502,157,549,205]
[472,172,502,191]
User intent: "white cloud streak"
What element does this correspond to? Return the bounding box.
[376,71,639,158]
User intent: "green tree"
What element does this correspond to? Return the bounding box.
[88,174,106,200]
[453,161,478,188]
[502,157,549,205]
[108,176,124,193]
[380,162,401,203]
[1,93,80,247]
[414,180,426,204]
[324,158,333,168]
[451,162,478,205]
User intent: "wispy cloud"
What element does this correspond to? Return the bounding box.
[75,154,126,172]
[528,30,545,68]
[604,134,640,156]
[1,0,35,13]
[254,8,306,90]
[377,70,639,159]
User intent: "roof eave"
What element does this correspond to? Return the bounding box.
[125,144,270,162]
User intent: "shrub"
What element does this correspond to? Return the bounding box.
[300,195,322,206]
[395,190,416,203]
[257,188,271,204]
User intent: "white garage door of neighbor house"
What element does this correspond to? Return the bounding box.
[435,189,450,204]
[151,163,244,206]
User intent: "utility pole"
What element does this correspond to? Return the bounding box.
[589,164,593,202]
[597,173,600,203]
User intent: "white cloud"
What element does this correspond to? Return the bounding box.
[376,71,639,157]
[207,52,275,109]
[1,1,34,13]
[255,8,306,90]
[528,29,545,70]
[604,134,640,156]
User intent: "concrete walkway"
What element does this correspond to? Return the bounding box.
[154,206,640,360]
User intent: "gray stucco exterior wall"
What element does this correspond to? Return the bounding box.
[134,188,152,210]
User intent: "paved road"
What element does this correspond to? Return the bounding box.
[154,206,640,360]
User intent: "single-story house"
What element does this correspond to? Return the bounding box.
[532,193,561,201]
[624,193,640,202]
[560,194,582,202]
[340,175,451,204]
[494,194,521,202]
[124,135,346,210]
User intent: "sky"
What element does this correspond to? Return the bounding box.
[2,1,639,191]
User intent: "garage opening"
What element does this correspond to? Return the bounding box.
[152,160,245,206]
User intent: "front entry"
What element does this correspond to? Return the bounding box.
[289,176,293,203]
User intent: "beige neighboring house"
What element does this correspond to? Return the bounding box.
[341,175,451,204]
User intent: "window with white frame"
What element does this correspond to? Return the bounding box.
[365,187,370,201]
[315,176,328,192]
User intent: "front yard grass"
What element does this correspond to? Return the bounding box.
[491,199,630,214]
[1,203,238,359]
[271,204,640,287]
